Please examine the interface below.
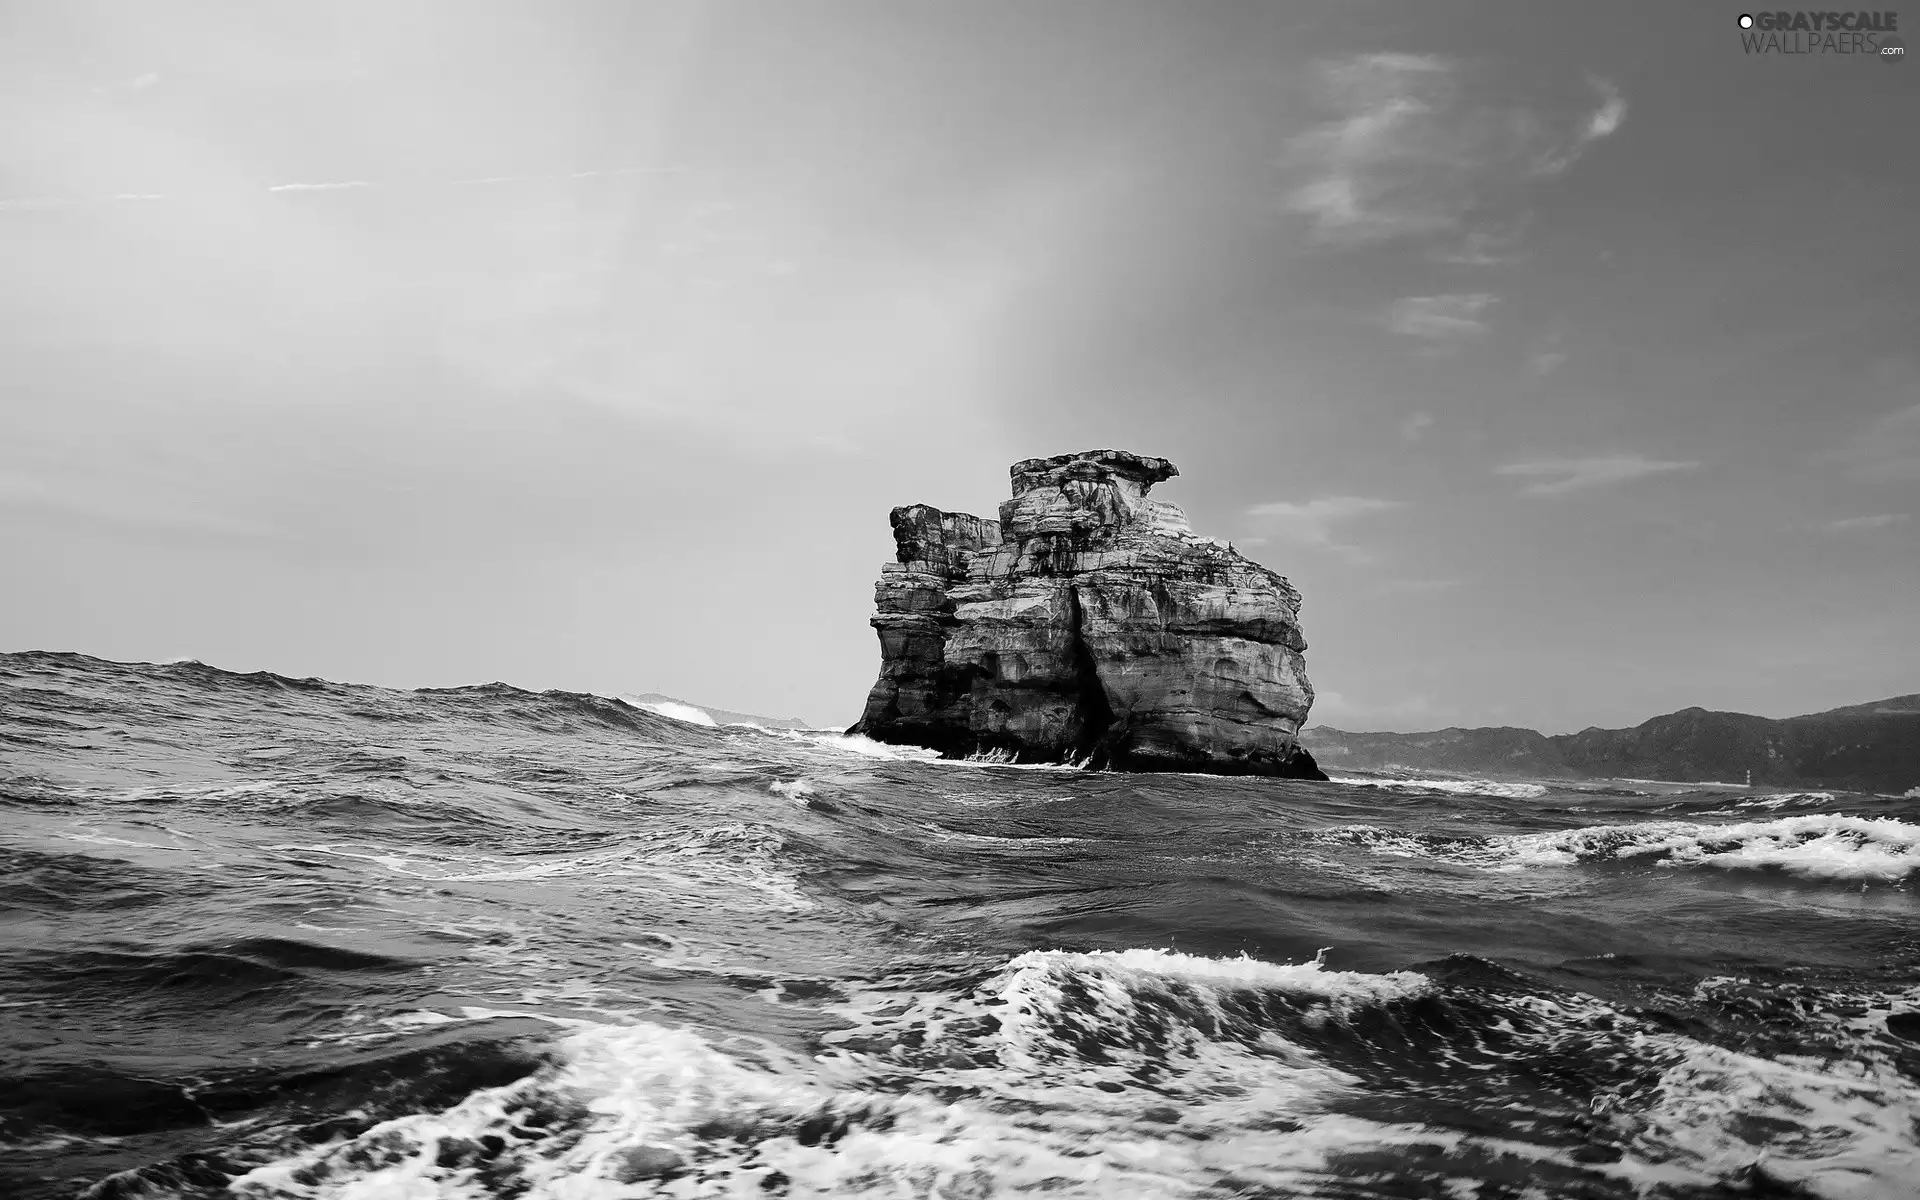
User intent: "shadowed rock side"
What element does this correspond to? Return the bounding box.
[851,450,1327,780]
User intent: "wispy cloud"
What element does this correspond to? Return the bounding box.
[265,180,373,193]
[1587,82,1628,138]
[1245,495,1404,562]
[1399,412,1435,442]
[3,166,684,212]
[1523,330,1569,379]
[1430,222,1528,266]
[1818,513,1911,533]
[1283,54,1456,244]
[1284,56,1628,248]
[1386,293,1497,344]
[1495,454,1700,497]
[1533,79,1628,174]
[449,166,680,186]
[1843,403,1920,482]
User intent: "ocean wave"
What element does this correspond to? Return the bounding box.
[1329,775,1550,800]
[13,651,1920,1198]
[772,729,1095,772]
[780,729,945,762]
[277,823,816,910]
[1625,1038,1920,1196]
[1324,814,1920,881]
[218,949,1443,1199]
[632,699,718,727]
[214,946,1920,1199]
[1732,791,1838,809]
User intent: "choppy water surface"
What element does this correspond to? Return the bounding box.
[3,652,1918,1199]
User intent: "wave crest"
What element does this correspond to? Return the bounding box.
[1324,814,1920,881]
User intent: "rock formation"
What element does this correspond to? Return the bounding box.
[850,449,1326,780]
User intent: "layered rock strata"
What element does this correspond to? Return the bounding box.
[851,450,1326,779]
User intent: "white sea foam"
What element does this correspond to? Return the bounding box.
[224,944,1920,1199]
[1329,775,1550,800]
[1325,814,1920,881]
[1625,1038,1920,1198]
[923,828,1090,846]
[228,1016,1357,1199]
[784,730,944,761]
[225,949,1445,1199]
[777,728,1091,771]
[632,699,718,727]
[1621,777,1752,789]
[1734,791,1838,810]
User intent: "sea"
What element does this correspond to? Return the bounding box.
[4,651,1919,1200]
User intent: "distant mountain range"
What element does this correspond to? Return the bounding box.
[618,692,817,731]
[1302,696,1920,794]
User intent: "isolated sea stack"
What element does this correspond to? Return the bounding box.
[850,449,1327,780]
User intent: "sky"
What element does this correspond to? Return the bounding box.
[2,0,1916,734]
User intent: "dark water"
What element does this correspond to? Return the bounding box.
[3,652,1918,1199]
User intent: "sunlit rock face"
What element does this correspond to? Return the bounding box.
[851,449,1325,780]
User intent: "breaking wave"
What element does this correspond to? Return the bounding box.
[211,948,1920,1200]
[1324,813,1920,881]
[8,652,1920,1200]
[1328,775,1550,800]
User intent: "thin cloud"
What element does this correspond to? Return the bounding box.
[1495,454,1700,497]
[1844,403,1920,482]
[1245,495,1405,562]
[452,166,681,186]
[1283,53,1456,243]
[1285,57,1628,248]
[1399,412,1435,442]
[3,166,685,213]
[266,181,373,193]
[1820,513,1910,533]
[1386,293,1497,342]
[1523,331,1569,379]
[1431,222,1528,266]
[1528,351,1568,378]
[1587,80,1628,138]
[1533,79,1629,175]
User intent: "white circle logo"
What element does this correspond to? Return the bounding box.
[1738,13,1755,28]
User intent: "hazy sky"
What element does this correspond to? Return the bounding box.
[3,1,1916,733]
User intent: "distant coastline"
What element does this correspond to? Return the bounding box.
[1304,695,1920,794]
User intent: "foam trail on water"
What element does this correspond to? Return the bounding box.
[1329,776,1550,800]
[219,949,1471,1198]
[784,729,945,762]
[1325,813,1920,881]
